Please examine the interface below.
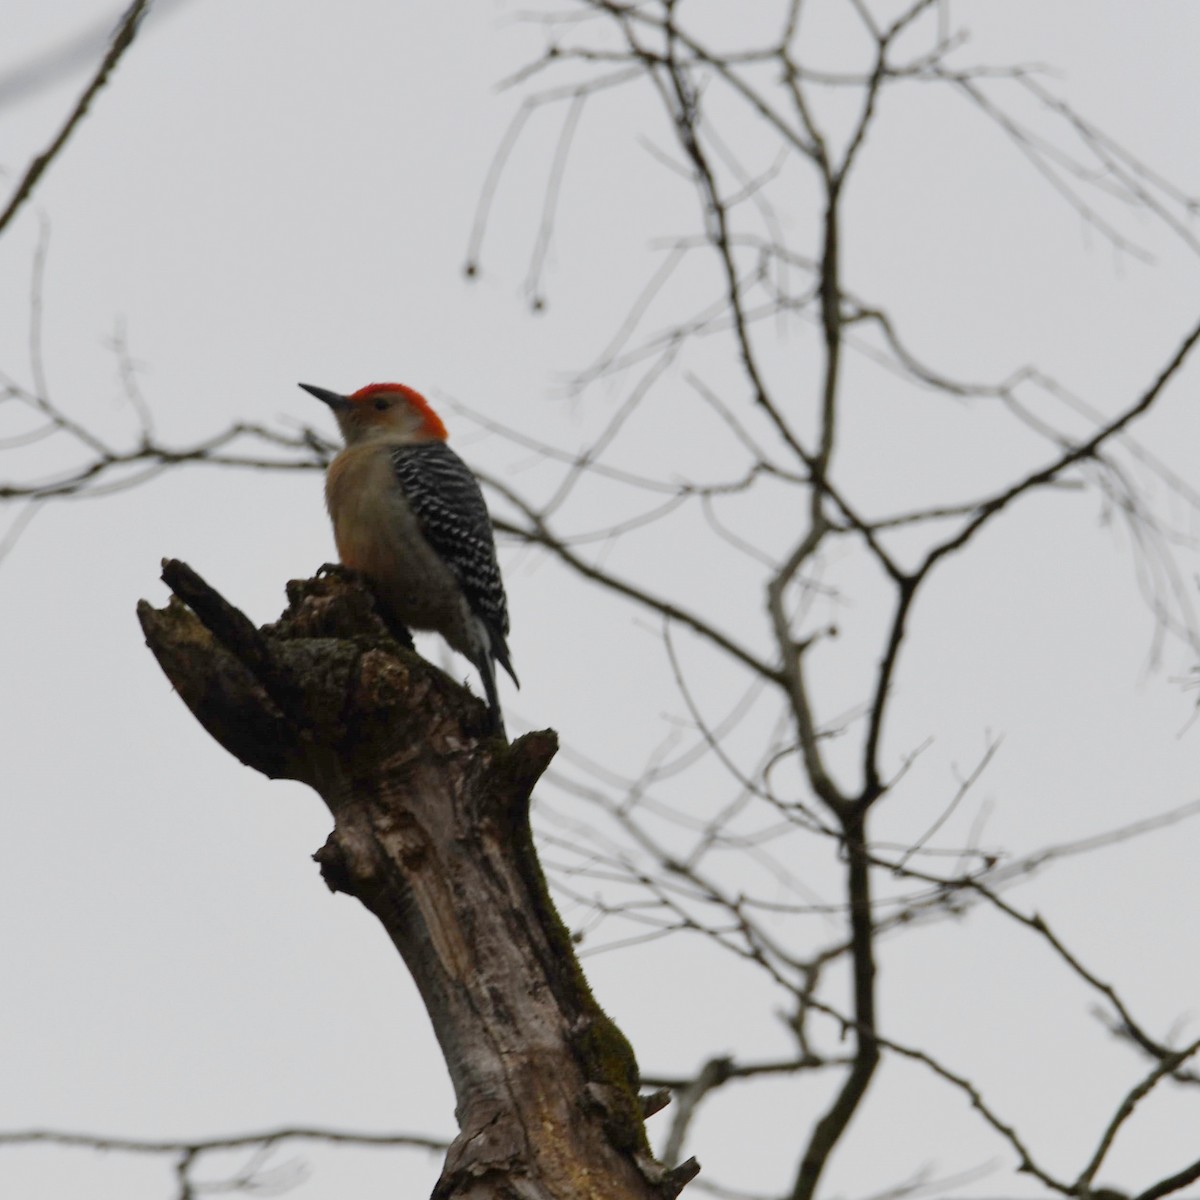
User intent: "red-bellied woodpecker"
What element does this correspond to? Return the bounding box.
[300,381,517,737]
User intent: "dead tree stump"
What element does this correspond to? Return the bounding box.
[137,560,698,1200]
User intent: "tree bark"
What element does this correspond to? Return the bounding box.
[137,561,698,1200]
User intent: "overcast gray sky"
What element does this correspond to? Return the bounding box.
[2,3,1200,1198]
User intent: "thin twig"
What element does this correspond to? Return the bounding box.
[0,0,152,237]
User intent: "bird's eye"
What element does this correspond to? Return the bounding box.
[373,397,390,411]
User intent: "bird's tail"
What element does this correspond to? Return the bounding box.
[494,640,519,689]
[477,652,507,740]
[470,617,514,738]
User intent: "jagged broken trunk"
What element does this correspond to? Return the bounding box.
[137,562,696,1200]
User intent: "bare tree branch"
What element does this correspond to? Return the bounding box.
[0,0,152,238]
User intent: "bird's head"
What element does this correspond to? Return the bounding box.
[300,382,448,446]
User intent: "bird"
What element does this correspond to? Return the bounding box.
[300,381,517,737]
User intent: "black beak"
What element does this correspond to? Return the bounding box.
[299,382,351,411]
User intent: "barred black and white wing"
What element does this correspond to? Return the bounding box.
[389,442,517,688]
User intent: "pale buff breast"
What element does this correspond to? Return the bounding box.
[324,443,475,648]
